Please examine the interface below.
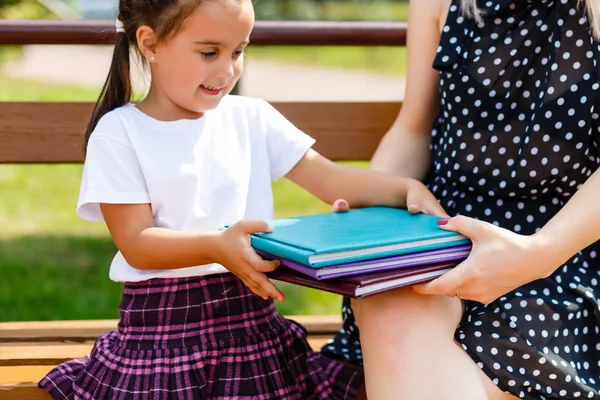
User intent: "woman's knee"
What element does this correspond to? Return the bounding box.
[351,287,463,337]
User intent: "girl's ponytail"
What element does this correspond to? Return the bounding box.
[82,26,132,155]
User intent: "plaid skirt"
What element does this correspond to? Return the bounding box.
[38,273,362,399]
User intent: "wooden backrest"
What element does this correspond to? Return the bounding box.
[0,20,406,162]
[0,101,401,163]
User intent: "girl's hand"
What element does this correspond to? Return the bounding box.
[331,180,448,219]
[215,220,284,302]
[405,180,449,218]
[413,216,558,304]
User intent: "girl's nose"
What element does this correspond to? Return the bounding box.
[216,60,235,79]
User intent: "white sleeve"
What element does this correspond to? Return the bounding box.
[77,128,150,222]
[259,100,316,180]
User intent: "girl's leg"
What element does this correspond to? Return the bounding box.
[352,288,517,400]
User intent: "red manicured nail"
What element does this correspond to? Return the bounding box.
[436,219,449,226]
[338,201,347,207]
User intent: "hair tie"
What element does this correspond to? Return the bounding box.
[115,18,125,33]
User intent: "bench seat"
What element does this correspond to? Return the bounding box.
[0,316,341,399]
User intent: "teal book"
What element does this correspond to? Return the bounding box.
[251,207,470,268]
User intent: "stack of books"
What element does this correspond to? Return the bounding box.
[251,207,471,298]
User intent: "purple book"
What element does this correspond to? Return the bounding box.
[259,244,470,280]
[267,262,456,298]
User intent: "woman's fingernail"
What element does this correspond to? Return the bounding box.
[338,201,347,207]
[436,218,449,226]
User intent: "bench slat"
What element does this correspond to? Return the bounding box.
[0,334,334,367]
[0,335,334,399]
[0,343,93,366]
[0,367,63,399]
[0,102,400,163]
[0,315,341,342]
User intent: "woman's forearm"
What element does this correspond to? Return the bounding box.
[533,169,600,274]
[369,125,432,180]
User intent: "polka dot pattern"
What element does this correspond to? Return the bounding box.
[322,1,600,399]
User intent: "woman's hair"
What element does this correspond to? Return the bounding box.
[460,0,600,40]
[83,0,205,153]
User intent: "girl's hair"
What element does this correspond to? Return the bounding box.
[83,0,205,154]
[460,0,600,40]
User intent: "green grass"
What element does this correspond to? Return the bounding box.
[249,0,410,75]
[255,1,409,21]
[0,75,102,102]
[318,1,409,21]
[248,46,407,76]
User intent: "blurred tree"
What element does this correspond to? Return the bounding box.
[0,0,21,10]
[0,0,54,66]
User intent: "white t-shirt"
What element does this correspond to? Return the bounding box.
[77,95,315,282]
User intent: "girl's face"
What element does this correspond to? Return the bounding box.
[145,0,254,119]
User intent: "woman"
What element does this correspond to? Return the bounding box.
[324,0,600,398]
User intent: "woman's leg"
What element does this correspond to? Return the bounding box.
[353,288,517,400]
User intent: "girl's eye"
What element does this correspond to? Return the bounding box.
[233,50,245,57]
[201,52,217,58]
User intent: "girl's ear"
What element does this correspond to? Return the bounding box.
[136,25,159,63]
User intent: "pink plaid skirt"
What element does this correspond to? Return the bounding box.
[39,273,362,399]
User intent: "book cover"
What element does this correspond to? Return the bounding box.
[258,244,470,280]
[251,207,470,267]
[267,263,455,298]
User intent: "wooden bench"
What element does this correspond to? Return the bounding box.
[0,19,405,399]
[0,316,344,399]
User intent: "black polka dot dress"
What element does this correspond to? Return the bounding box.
[322,0,600,398]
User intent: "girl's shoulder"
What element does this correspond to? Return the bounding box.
[88,104,135,144]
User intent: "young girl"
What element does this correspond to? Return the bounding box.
[38,0,447,398]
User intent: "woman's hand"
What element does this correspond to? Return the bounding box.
[413,216,560,304]
[214,220,284,302]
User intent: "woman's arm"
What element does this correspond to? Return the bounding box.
[369,0,445,179]
[534,168,600,273]
[415,169,600,303]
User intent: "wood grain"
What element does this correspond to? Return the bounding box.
[0,102,401,163]
[0,19,406,46]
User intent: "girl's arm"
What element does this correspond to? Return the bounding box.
[286,149,447,217]
[99,203,284,301]
[368,0,445,179]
